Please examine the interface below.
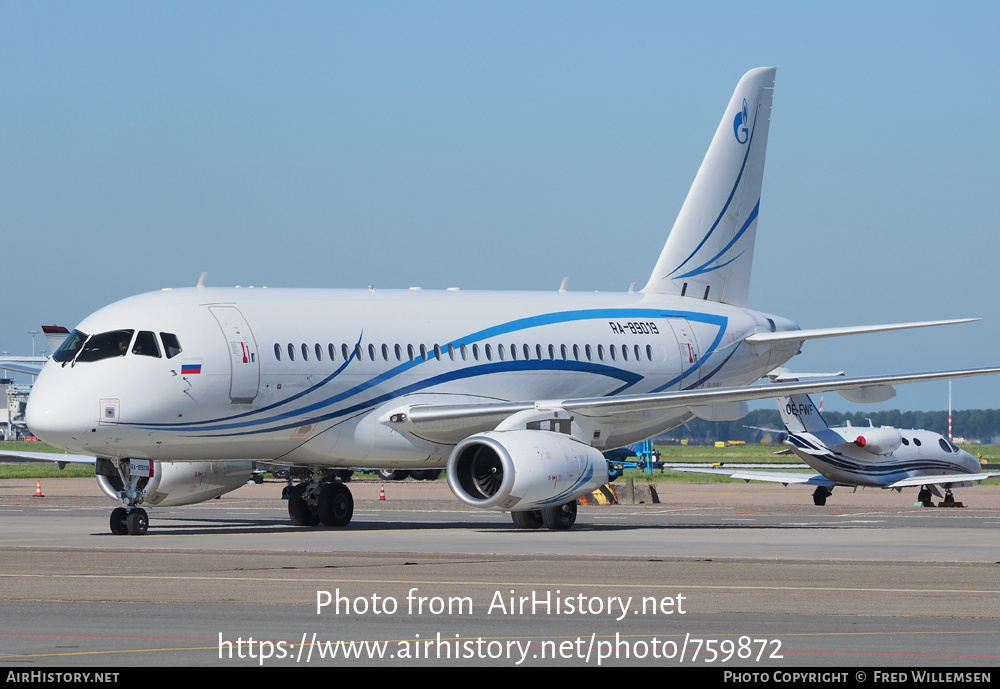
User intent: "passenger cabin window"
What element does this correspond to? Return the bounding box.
[53,329,88,363]
[132,331,161,358]
[160,333,182,359]
[274,343,282,361]
[76,330,135,363]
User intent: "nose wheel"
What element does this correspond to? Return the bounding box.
[101,458,152,535]
[110,506,148,535]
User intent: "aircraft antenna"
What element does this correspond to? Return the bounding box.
[196,272,207,288]
[558,277,568,293]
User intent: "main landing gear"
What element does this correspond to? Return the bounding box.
[812,486,833,506]
[917,486,934,507]
[287,471,355,527]
[98,458,153,536]
[510,500,578,530]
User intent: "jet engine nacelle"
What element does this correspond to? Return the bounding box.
[97,460,255,507]
[851,428,903,455]
[446,430,609,511]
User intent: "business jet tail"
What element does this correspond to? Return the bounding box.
[643,67,775,307]
[776,392,830,434]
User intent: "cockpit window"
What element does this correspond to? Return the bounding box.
[160,332,182,359]
[132,331,162,358]
[52,329,89,363]
[75,330,135,363]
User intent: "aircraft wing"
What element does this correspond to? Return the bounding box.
[0,449,96,468]
[673,466,835,487]
[885,472,1000,488]
[0,357,46,376]
[400,367,1000,426]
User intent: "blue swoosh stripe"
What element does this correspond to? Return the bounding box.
[126,307,728,434]
[674,200,759,279]
[668,105,760,277]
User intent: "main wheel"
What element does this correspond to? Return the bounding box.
[288,483,320,526]
[812,486,831,506]
[110,507,128,535]
[376,469,401,481]
[410,469,442,481]
[511,510,544,529]
[540,501,577,530]
[917,486,933,507]
[126,508,148,535]
[318,482,354,527]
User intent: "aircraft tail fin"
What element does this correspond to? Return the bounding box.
[42,325,70,354]
[643,67,775,307]
[777,393,830,435]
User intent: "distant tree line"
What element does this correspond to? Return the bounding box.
[656,409,1000,445]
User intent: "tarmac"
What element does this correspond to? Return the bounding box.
[0,476,998,668]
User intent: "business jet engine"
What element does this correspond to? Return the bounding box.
[851,428,903,455]
[446,430,609,511]
[96,460,255,507]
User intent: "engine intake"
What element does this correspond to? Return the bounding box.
[447,430,608,511]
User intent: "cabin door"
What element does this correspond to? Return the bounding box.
[209,306,260,403]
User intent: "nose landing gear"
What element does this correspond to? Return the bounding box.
[99,458,152,535]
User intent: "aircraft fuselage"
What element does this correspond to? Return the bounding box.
[785,428,981,487]
[26,286,800,467]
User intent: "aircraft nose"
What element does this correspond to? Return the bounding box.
[24,374,91,449]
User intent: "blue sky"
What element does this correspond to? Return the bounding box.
[2,1,998,414]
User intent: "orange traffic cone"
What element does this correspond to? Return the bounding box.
[34,480,44,498]
[379,484,386,501]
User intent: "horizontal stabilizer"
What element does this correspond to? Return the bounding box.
[745,318,979,345]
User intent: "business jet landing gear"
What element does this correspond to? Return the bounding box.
[812,486,833,506]
[287,471,354,528]
[917,486,934,507]
[98,458,151,535]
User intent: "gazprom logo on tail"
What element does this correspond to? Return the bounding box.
[733,98,749,144]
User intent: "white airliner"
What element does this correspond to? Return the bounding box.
[20,67,1000,535]
[677,375,1000,505]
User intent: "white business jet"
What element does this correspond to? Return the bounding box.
[676,376,1000,505]
[22,67,999,535]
